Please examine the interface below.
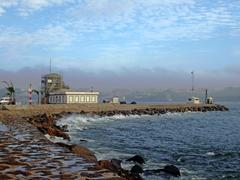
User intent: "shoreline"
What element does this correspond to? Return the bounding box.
[0,103,229,179]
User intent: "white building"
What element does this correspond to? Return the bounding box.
[112,97,120,104]
[48,91,100,104]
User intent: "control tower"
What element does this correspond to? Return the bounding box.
[41,73,69,103]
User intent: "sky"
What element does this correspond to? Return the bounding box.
[0,0,240,90]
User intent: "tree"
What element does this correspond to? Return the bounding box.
[6,82,15,105]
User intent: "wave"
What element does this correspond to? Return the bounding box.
[56,114,150,131]
[57,111,185,131]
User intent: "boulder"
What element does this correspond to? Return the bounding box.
[97,159,122,172]
[70,144,97,163]
[126,155,145,164]
[162,165,181,177]
[131,165,143,174]
[55,143,97,163]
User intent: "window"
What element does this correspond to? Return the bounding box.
[75,96,79,102]
[86,96,90,102]
[80,96,85,102]
[69,96,73,102]
[92,96,96,102]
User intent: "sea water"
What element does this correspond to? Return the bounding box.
[58,102,240,179]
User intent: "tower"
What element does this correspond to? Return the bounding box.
[41,73,69,103]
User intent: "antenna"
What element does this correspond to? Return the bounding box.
[205,89,208,104]
[191,71,195,94]
[49,58,52,73]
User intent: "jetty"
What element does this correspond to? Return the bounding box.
[1,103,228,117]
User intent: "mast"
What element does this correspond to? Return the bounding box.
[205,89,208,104]
[191,71,195,96]
[49,58,52,73]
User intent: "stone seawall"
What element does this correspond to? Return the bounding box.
[1,103,228,117]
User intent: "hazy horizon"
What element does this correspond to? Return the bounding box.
[0,65,240,91]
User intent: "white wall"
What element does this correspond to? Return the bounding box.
[49,94,98,104]
[67,94,98,104]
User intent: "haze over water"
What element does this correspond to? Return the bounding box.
[58,102,240,179]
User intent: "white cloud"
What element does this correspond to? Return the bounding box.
[19,0,75,16]
[0,0,75,16]
[0,24,75,59]
[66,0,239,41]
[0,0,18,16]
[0,0,240,71]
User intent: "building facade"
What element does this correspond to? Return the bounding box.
[41,73,70,103]
[48,91,99,104]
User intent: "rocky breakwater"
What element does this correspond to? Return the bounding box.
[0,119,107,179]
[26,113,153,180]
[0,113,128,179]
[94,104,229,117]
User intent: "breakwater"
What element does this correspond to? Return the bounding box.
[2,103,228,116]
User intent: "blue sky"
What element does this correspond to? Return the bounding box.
[0,0,240,89]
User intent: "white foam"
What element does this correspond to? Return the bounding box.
[206,152,215,156]
[44,134,68,143]
[57,114,146,132]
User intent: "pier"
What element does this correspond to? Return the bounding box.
[1,103,228,117]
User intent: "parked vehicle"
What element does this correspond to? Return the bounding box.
[187,96,200,104]
[0,96,12,105]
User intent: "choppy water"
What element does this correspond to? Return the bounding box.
[58,102,240,179]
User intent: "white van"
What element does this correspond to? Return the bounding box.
[0,97,12,105]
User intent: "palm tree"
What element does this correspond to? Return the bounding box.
[6,82,15,105]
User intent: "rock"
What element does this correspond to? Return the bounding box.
[131,165,144,174]
[0,173,15,179]
[47,127,70,140]
[111,159,122,170]
[144,165,181,177]
[97,159,122,172]
[126,155,145,164]
[0,164,11,171]
[97,160,116,171]
[55,142,72,150]
[55,143,97,163]
[5,157,31,166]
[80,172,102,178]
[29,113,70,140]
[8,170,33,176]
[162,165,181,177]
[70,144,97,163]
